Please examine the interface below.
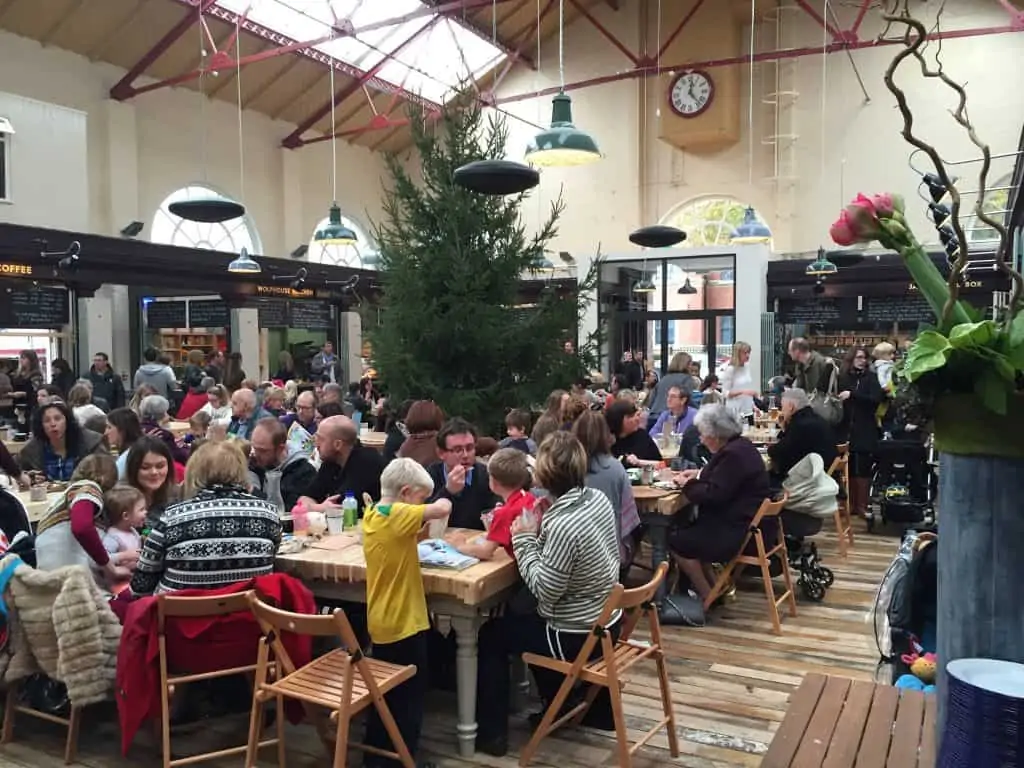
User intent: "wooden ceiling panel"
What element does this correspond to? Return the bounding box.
[0,0,65,39]
[248,62,325,118]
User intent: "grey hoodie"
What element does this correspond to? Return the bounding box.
[133,363,177,398]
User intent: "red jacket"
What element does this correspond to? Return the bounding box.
[175,389,207,421]
[115,573,316,755]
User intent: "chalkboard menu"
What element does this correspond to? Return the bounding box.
[289,300,333,330]
[145,300,187,329]
[188,300,230,329]
[0,282,69,328]
[863,295,936,324]
[777,297,855,325]
[252,298,289,328]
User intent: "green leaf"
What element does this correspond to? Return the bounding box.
[962,303,983,322]
[948,320,998,350]
[1011,311,1024,349]
[974,367,1010,415]
[903,330,952,382]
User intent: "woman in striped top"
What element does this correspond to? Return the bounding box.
[475,431,621,757]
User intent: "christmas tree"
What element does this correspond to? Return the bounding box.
[367,97,602,434]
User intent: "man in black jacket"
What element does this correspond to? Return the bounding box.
[768,387,838,484]
[299,415,384,516]
[427,418,499,530]
[248,418,317,512]
[87,352,125,410]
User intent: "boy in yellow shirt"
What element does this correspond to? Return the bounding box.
[362,458,452,768]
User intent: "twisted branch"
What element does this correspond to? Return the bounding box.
[882,12,1023,328]
[881,13,967,328]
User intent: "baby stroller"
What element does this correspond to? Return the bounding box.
[867,437,935,532]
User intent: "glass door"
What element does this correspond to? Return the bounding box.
[613,310,735,382]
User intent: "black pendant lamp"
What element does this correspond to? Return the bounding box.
[677,277,698,295]
[169,196,245,224]
[454,159,540,196]
[629,225,687,249]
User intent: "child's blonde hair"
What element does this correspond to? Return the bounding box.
[105,484,144,527]
[487,448,531,491]
[189,410,212,431]
[380,458,434,499]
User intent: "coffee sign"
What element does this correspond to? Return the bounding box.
[0,263,32,276]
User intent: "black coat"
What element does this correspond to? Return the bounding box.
[837,367,884,453]
[88,366,126,410]
[768,406,839,480]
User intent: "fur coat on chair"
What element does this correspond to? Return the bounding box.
[782,453,839,519]
[0,555,121,707]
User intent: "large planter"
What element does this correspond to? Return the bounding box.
[936,445,1024,736]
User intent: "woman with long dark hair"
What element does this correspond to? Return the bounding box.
[105,407,143,480]
[50,358,77,398]
[18,400,107,481]
[125,435,179,528]
[837,346,884,517]
[11,349,44,415]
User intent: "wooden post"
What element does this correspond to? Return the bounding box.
[936,453,1024,735]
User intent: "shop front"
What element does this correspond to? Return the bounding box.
[766,251,1009,375]
[0,222,370,384]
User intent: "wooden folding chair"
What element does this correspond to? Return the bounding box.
[828,443,854,557]
[1,682,82,764]
[245,593,417,768]
[703,494,798,634]
[518,562,679,768]
[156,590,276,768]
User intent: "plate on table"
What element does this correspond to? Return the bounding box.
[652,481,679,491]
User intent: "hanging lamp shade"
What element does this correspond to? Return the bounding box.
[228,247,261,274]
[454,160,540,196]
[537,257,556,271]
[314,203,357,246]
[806,248,838,277]
[633,278,656,293]
[630,225,686,249]
[730,206,772,244]
[169,196,245,224]
[525,92,601,167]
[677,277,698,295]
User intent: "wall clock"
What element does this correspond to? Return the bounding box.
[668,70,714,118]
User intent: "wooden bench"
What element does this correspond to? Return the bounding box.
[762,673,936,767]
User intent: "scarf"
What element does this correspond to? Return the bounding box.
[35,479,106,537]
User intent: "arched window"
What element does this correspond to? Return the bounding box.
[150,184,261,253]
[660,196,768,248]
[307,212,379,269]
[967,174,1011,245]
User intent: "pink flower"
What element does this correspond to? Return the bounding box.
[830,210,859,246]
[871,193,896,217]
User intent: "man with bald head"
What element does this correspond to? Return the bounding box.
[226,386,270,440]
[280,390,319,434]
[299,414,384,516]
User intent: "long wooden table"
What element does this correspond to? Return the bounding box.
[276,528,519,758]
[9,487,61,524]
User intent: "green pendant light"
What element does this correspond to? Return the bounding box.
[806,247,838,277]
[314,60,358,248]
[525,0,600,168]
[314,203,357,246]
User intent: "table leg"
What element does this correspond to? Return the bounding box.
[645,515,673,606]
[449,614,482,758]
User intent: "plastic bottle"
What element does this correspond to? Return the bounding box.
[292,501,309,535]
[342,491,358,530]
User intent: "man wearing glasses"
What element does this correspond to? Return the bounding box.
[427,418,499,531]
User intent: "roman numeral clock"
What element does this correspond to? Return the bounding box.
[658,66,740,153]
[669,70,714,118]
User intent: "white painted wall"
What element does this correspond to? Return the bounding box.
[0,29,390,256]
[0,91,88,231]
[493,1,1024,257]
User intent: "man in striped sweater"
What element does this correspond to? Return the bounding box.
[475,431,621,756]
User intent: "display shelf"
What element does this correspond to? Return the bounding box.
[157,329,227,365]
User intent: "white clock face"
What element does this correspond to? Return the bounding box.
[670,71,713,117]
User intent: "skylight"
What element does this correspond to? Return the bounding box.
[215,0,507,105]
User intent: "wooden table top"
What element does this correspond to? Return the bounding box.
[276,527,519,607]
[167,421,190,438]
[2,440,26,455]
[632,484,688,516]
[359,430,386,451]
[10,488,61,523]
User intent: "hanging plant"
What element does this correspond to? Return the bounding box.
[828,11,1024,458]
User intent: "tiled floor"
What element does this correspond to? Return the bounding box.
[0,519,898,767]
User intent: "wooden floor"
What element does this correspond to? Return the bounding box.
[0,519,899,768]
